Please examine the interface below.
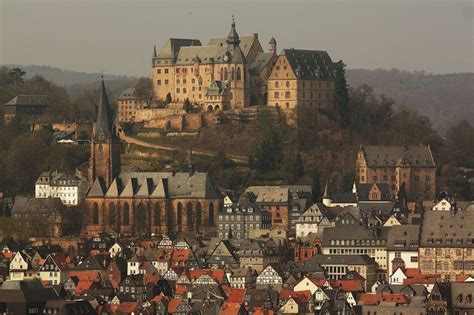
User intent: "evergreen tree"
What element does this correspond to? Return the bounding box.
[8,67,26,87]
[311,169,322,203]
[165,92,172,104]
[333,60,349,128]
[287,152,305,184]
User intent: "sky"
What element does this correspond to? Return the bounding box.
[1,0,473,76]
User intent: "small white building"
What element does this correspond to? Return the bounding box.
[386,225,420,276]
[9,252,29,281]
[35,171,86,206]
[38,253,69,285]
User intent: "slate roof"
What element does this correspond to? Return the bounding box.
[386,225,420,251]
[118,88,137,100]
[94,79,114,141]
[36,171,81,186]
[250,52,275,75]
[208,35,259,59]
[281,49,335,80]
[245,186,289,204]
[11,196,64,215]
[420,204,474,248]
[175,45,229,65]
[4,95,47,107]
[361,145,435,167]
[322,226,390,247]
[156,38,202,60]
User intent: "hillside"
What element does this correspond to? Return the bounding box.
[346,69,474,134]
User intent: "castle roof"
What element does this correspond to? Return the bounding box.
[281,49,335,80]
[156,38,202,60]
[361,145,435,167]
[208,35,259,60]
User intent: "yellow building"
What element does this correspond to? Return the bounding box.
[117,88,148,123]
[356,145,436,201]
[267,49,336,114]
[151,19,277,109]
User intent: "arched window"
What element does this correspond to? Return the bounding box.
[231,68,235,81]
[220,69,223,81]
[236,67,242,80]
[208,203,214,226]
[93,203,99,225]
[154,204,161,226]
[123,203,130,225]
[136,203,146,231]
[186,203,193,228]
[109,203,116,228]
[177,202,183,226]
[196,202,202,227]
[224,68,228,81]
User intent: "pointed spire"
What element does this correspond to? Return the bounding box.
[323,181,329,198]
[227,15,240,48]
[94,76,113,141]
[153,45,157,59]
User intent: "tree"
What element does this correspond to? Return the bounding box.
[311,169,322,202]
[183,98,192,113]
[165,92,172,104]
[287,152,304,184]
[133,77,153,100]
[333,60,349,128]
[9,67,26,87]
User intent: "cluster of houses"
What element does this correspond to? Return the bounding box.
[1,193,474,315]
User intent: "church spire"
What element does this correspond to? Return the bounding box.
[94,76,113,141]
[226,15,240,48]
[153,45,157,59]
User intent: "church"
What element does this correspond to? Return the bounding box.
[84,79,222,236]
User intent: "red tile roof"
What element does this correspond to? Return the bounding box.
[172,249,191,262]
[331,279,364,292]
[219,302,242,315]
[68,271,101,282]
[358,293,410,306]
[227,288,246,303]
[168,298,184,313]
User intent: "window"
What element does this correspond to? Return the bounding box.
[274,92,279,99]
[157,80,161,85]
[285,91,290,99]
[275,81,279,88]
[164,68,169,74]
[285,81,290,88]
[165,79,169,84]
[157,69,161,74]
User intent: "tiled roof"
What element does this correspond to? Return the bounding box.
[92,171,220,199]
[281,49,335,80]
[361,145,435,167]
[4,95,47,107]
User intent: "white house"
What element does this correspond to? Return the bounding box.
[109,242,122,258]
[293,276,320,295]
[38,253,69,285]
[9,252,29,281]
[389,267,408,285]
[295,203,334,238]
[35,171,86,206]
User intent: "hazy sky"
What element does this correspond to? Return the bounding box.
[1,0,473,76]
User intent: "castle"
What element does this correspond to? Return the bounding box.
[84,79,222,236]
[151,18,278,110]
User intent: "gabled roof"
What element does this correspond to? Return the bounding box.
[156,38,202,60]
[360,145,435,167]
[4,95,47,107]
[280,49,335,80]
[88,178,106,197]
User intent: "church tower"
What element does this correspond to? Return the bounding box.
[88,77,121,188]
[269,37,277,55]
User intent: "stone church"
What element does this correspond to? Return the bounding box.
[84,79,222,236]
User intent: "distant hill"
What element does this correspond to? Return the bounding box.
[346,69,474,134]
[4,64,138,100]
[4,64,137,86]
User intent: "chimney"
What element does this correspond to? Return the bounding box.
[253,33,258,39]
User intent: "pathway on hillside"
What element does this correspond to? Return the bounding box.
[119,133,249,166]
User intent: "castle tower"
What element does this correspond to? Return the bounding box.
[88,77,121,188]
[269,37,277,54]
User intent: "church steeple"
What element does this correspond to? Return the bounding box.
[226,16,240,48]
[88,76,121,188]
[94,77,114,141]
